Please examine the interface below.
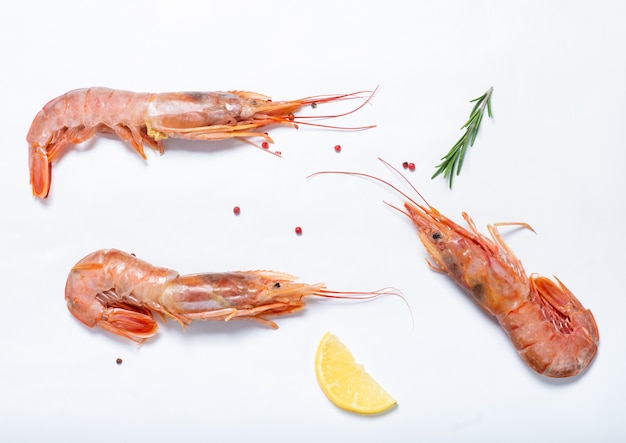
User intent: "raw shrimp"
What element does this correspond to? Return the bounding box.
[28,87,376,198]
[311,159,599,378]
[65,249,398,343]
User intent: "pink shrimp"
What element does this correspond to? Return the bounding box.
[311,159,599,378]
[65,249,398,343]
[27,87,376,198]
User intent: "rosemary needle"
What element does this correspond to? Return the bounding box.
[432,87,493,188]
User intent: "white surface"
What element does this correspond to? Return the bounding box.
[1,1,625,441]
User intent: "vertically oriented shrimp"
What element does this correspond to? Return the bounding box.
[311,159,599,378]
[28,87,376,198]
[65,249,397,343]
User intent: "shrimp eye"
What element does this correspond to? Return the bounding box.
[432,231,442,241]
[273,282,281,288]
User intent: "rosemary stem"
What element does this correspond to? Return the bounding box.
[431,86,494,188]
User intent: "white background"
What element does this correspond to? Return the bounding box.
[1,1,625,441]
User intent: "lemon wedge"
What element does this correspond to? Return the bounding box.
[315,332,397,415]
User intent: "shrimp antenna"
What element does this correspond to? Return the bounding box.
[297,87,378,104]
[316,286,402,300]
[307,160,427,209]
[376,158,431,207]
[274,86,379,131]
[316,287,414,331]
[297,86,378,120]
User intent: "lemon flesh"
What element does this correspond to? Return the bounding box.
[315,332,397,415]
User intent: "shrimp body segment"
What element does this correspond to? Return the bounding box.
[28,87,375,198]
[312,161,598,378]
[65,249,391,343]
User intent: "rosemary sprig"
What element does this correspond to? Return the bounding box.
[432,87,493,188]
